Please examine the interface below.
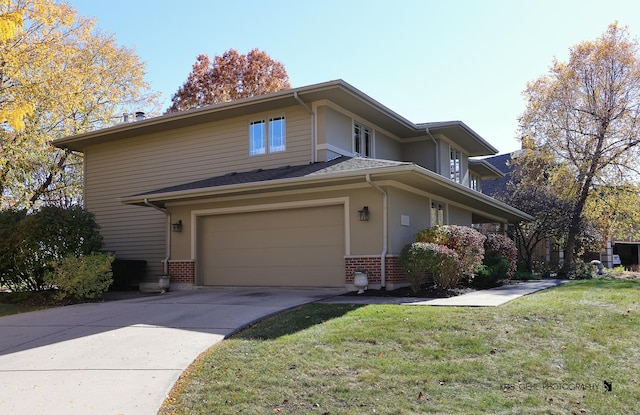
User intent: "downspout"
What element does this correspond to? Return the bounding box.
[366,174,388,290]
[144,198,170,275]
[425,127,440,175]
[294,91,316,163]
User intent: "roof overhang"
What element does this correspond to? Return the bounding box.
[420,121,499,156]
[468,159,504,178]
[121,164,532,223]
[54,80,498,155]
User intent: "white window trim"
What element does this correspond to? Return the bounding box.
[430,200,447,226]
[470,173,480,191]
[449,146,462,183]
[249,114,286,156]
[353,121,374,158]
[268,115,286,153]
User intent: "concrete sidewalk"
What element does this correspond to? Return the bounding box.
[320,279,567,306]
[0,287,345,415]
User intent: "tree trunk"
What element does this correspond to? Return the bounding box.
[561,131,606,275]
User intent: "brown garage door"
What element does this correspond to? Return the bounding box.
[198,205,345,287]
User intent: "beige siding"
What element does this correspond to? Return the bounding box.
[448,204,472,226]
[167,186,383,261]
[374,130,402,160]
[84,106,312,278]
[323,105,353,156]
[387,187,429,254]
[401,140,437,171]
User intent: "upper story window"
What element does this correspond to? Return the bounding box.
[450,147,461,183]
[249,115,286,156]
[354,122,372,157]
[470,173,480,191]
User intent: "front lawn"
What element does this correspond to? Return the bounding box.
[161,279,639,414]
[0,291,60,316]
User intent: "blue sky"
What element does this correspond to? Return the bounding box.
[71,0,640,154]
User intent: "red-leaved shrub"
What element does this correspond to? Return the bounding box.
[415,225,486,280]
[400,242,462,290]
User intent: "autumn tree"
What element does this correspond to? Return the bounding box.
[498,145,594,271]
[0,0,157,209]
[584,183,640,244]
[519,22,640,274]
[167,48,290,112]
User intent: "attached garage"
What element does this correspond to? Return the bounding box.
[197,204,346,287]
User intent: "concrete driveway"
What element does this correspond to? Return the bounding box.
[0,287,345,415]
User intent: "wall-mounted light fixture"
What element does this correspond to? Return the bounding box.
[358,206,370,221]
[172,220,183,232]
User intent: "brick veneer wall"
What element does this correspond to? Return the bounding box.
[165,258,406,288]
[167,260,195,283]
[345,255,406,287]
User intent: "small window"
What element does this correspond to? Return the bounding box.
[431,201,445,226]
[354,122,373,157]
[269,116,286,153]
[450,147,461,183]
[249,120,266,156]
[470,173,480,191]
[249,115,286,156]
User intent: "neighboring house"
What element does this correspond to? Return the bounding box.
[483,152,640,270]
[54,80,532,291]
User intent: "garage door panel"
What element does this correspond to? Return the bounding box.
[211,244,345,267]
[209,225,344,250]
[210,209,342,231]
[210,264,345,287]
[199,205,345,287]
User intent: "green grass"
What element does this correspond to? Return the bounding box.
[0,291,54,316]
[0,303,49,316]
[160,279,640,414]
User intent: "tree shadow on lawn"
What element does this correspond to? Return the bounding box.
[232,303,365,341]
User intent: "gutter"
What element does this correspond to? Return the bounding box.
[144,198,170,275]
[294,91,316,162]
[425,127,440,175]
[366,174,388,290]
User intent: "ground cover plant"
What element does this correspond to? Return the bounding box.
[0,291,57,316]
[160,279,640,415]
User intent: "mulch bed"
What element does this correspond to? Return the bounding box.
[343,284,477,299]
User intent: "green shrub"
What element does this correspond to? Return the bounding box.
[512,270,542,281]
[400,242,461,290]
[400,243,430,292]
[484,234,517,277]
[473,255,510,288]
[415,225,485,283]
[568,259,594,280]
[0,206,104,291]
[0,209,27,290]
[605,266,627,277]
[46,253,114,301]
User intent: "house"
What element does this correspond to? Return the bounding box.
[53,80,532,291]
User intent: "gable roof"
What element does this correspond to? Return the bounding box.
[54,80,498,156]
[123,156,532,223]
